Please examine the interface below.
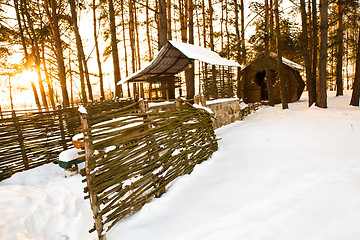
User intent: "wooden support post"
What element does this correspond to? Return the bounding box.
[80,110,106,240]
[12,110,29,170]
[167,76,176,100]
[149,82,153,101]
[175,97,182,110]
[57,105,67,150]
[139,99,151,129]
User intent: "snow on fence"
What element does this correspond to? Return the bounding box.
[79,99,218,239]
[0,100,134,181]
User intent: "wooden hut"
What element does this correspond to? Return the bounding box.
[239,52,305,104]
[119,41,240,101]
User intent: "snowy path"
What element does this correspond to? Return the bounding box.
[108,92,360,240]
[1,91,360,240]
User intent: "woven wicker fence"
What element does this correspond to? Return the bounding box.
[0,100,134,181]
[80,100,218,239]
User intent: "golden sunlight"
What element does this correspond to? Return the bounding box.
[0,69,39,110]
[16,69,38,86]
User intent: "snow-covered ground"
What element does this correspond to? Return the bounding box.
[1,91,360,240]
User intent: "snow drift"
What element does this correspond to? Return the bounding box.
[1,91,360,240]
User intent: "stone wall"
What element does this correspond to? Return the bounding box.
[205,98,261,129]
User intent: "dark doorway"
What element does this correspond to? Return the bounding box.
[254,71,268,101]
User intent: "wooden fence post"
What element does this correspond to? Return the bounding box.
[175,97,182,110]
[12,110,29,169]
[80,110,106,240]
[139,99,147,115]
[57,105,67,150]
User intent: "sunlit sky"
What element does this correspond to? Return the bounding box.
[0,0,297,110]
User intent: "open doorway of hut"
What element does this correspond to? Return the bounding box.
[254,70,268,101]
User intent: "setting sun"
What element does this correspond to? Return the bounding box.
[16,69,38,85]
[0,69,40,110]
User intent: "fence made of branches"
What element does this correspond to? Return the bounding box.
[0,100,134,181]
[80,100,218,239]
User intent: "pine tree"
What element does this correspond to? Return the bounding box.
[316,0,328,108]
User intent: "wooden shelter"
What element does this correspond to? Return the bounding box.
[119,41,241,100]
[239,52,305,104]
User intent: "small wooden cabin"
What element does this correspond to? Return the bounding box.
[119,41,240,101]
[239,52,305,104]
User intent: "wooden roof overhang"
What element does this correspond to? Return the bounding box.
[118,41,241,85]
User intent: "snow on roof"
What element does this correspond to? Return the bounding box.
[269,52,304,70]
[168,41,241,67]
[241,52,304,71]
[118,41,240,84]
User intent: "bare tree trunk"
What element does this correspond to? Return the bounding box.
[312,0,318,96]
[21,0,48,109]
[275,0,288,109]
[121,0,129,77]
[234,0,240,61]
[316,0,328,108]
[129,0,138,100]
[225,0,230,58]
[14,0,42,111]
[146,0,153,60]
[179,0,187,43]
[208,0,217,99]
[300,0,315,106]
[240,0,246,64]
[202,0,208,98]
[350,28,360,106]
[167,0,172,40]
[220,0,224,51]
[234,0,242,99]
[69,0,88,103]
[135,5,141,70]
[129,0,136,72]
[158,0,167,49]
[134,5,144,98]
[81,51,93,102]
[30,81,42,110]
[269,0,275,52]
[208,0,214,51]
[185,0,195,100]
[42,44,56,109]
[44,0,70,108]
[108,0,123,98]
[69,47,74,106]
[8,77,14,111]
[92,0,105,100]
[346,29,350,90]
[265,0,275,106]
[14,0,28,63]
[335,0,344,96]
[202,0,206,47]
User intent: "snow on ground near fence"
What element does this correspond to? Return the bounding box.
[0,163,97,240]
[1,91,360,240]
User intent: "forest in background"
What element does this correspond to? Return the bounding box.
[0,0,360,110]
